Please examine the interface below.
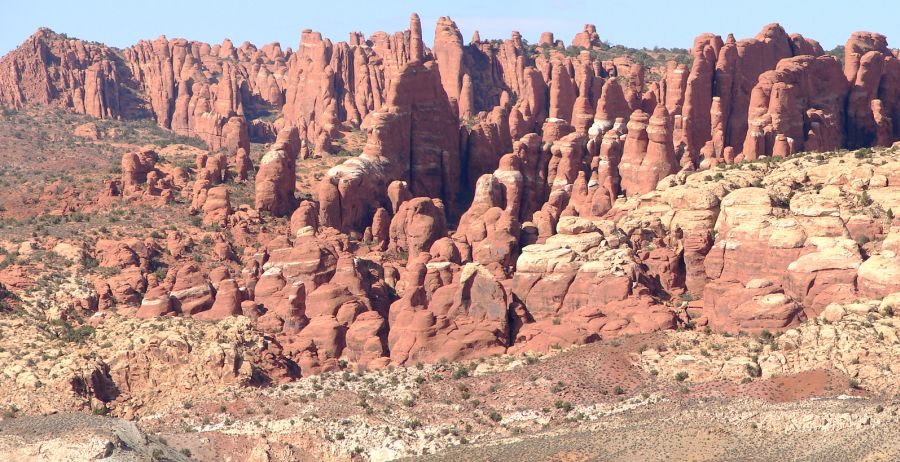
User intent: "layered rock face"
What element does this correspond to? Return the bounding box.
[510,216,675,351]
[695,152,900,331]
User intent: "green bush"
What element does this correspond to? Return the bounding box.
[745,363,762,378]
[860,190,873,206]
[554,400,573,412]
[49,319,95,343]
[405,419,422,429]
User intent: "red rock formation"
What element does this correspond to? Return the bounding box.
[8,16,900,372]
[290,200,320,236]
[549,62,576,122]
[571,95,594,134]
[458,74,474,120]
[136,286,173,318]
[697,187,867,331]
[409,13,425,62]
[233,148,252,182]
[124,36,256,152]
[170,264,215,316]
[681,35,721,164]
[743,55,848,158]
[195,278,243,320]
[715,25,801,152]
[121,149,159,194]
[548,132,587,190]
[571,24,601,49]
[388,263,509,364]
[0,29,123,118]
[588,128,623,216]
[844,32,900,149]
[664,62,688,120]
[433,17,464,116]
[511,218,675,349]
[281,29,343,142]
[619,107,676,195]
[593,78,631,131]
[612,61,642,112]
[4,20,897,173]
[453,158,524,277]
[844,32,890,82]
[201,186,231,226]
[539,32,555,47]
[388,197,448,261]
[463,106,512,190]
[318,15,460,229]
[256,126,301,217]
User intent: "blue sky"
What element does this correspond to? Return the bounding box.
[2,0,898,56]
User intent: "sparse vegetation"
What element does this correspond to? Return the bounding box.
[860,190,873,206]
[744,363,762,378]
[48,319,95,343]
[406,419,422,430]
[1,34,900,461]
[452,365,470,379]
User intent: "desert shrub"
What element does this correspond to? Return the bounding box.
[745,363,762,378]
[49,319,95,343]
[855,148,873,159]
[405,419,422,429]
[554,400,573,412]
[860,190,873,206]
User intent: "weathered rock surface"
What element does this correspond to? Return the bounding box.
[255,127,301,217]
[4,14,900,380]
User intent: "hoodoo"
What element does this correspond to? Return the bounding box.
[1,9,899,461]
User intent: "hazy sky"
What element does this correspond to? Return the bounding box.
[2,0,898,56]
